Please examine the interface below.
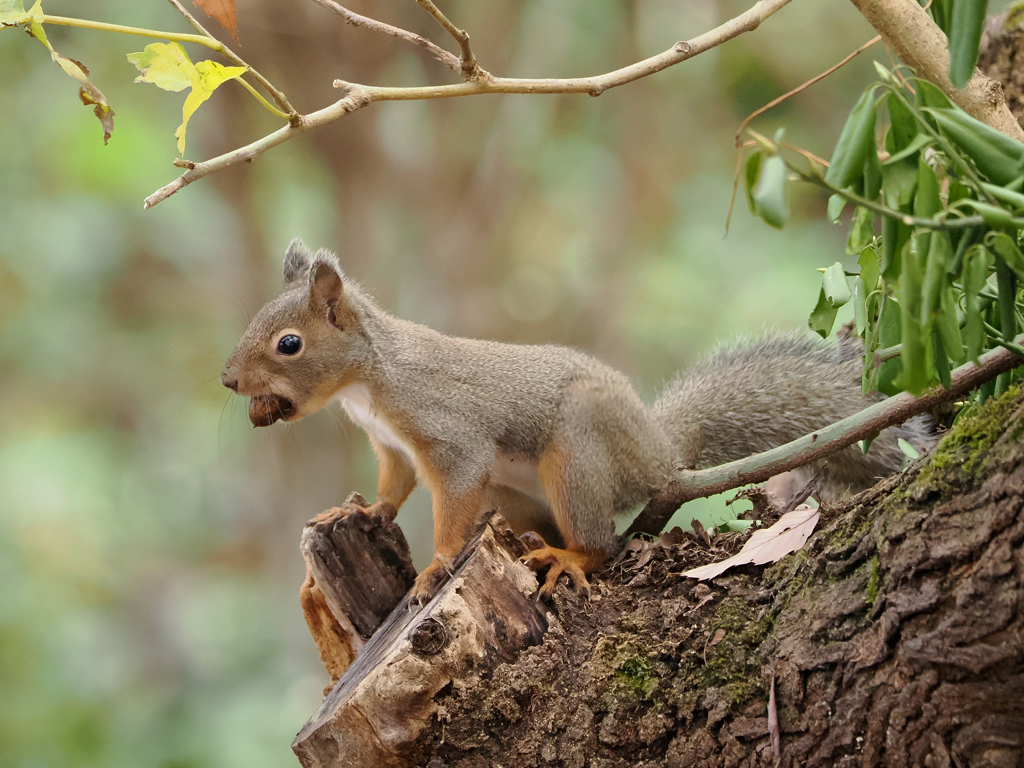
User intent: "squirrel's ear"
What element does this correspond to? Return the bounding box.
[310,259,344,316]
[282,238,313,288]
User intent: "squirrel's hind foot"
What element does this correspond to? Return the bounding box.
[519,534,607,598]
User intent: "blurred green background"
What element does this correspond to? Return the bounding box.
[1,1,894,765]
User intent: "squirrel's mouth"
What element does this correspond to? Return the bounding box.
[248,394,296,427]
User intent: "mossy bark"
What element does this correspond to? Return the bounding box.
[405,388,1024,767]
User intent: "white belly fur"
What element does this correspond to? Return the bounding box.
[491,453,546,503]
[335,384,546,502]
[335,384,415,459]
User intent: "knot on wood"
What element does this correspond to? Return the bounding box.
[410,617,448,656]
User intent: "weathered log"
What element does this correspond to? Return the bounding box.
[293,513,548,768]
[299,492,418,686]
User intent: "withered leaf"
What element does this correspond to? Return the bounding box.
[193,0,239,44]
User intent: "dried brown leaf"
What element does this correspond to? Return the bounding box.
[659,526,685,547]
[682,505,820,581]
[691,518,711,547]
[193,0,239,44]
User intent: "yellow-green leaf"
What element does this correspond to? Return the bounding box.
[0,0,26,23]
[24,0,46,47]
[823,261,853,307]
[127,41,194,93]
[21,3,115,144]
[175,60,248,155]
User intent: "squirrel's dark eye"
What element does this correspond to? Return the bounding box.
[277,334,302,355]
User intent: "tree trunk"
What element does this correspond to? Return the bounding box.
[396,387,1024,767]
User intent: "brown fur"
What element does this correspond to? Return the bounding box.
[222,240,936,600]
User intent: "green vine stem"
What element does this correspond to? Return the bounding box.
[42,15,215,47]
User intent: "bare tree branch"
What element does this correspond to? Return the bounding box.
[165,0,298,118]
[308,0,462,73]
[415,0,483,80]
[849,0,1024,142]
[145,0,794,207]
[624,336,1024,538]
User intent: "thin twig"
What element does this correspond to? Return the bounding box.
[735,34,882,147]
[146,0,794,207]
[724,146,748,235]
[165,0,297,117]
[623,334,1024,539]
[415,0,482,80]
[787,159,989,230]
[309,0,462,73]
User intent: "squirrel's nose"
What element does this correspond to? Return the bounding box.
[221,373,239,391]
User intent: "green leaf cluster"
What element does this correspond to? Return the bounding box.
[745,67,1024,398]
[931,0,990,89]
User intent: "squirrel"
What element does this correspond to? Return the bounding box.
[221,239,934,601]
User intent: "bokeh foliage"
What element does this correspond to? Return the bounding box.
[0,1,939,766]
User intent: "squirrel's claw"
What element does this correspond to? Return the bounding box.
[308,507,346,525]
[520,543,602,598]
[308,499,398,528]
[409,558,451,607]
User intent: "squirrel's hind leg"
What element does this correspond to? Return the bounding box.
[520,436,619,597]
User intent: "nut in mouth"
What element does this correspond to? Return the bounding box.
[249,394,295,427]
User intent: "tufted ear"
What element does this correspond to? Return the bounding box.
[282,238,313,289]
[310,257,344,326]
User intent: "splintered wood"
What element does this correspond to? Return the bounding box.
[293,508,547,768]
[298,493,418,684]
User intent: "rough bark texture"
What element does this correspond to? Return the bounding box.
[402,387,1024,767]
[980,10,1024,126]
[293,514,548,767]
[849,0,1024,141]
[299,492,418,686]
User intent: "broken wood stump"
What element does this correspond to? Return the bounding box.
[298,493,418,685]
[293,508,548,768]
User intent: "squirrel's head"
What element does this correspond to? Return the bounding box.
[221,238,369,427]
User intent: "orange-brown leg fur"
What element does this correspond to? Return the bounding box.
[307,440,415,527]
[526,432,616,597]
[410,479,487,605]
[369,437,417,520]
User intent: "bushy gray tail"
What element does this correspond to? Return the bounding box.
[652,334,935,502]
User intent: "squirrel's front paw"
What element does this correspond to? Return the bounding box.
[307,495,397,527]
[409,558,451,607]
[520,535,607,598]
